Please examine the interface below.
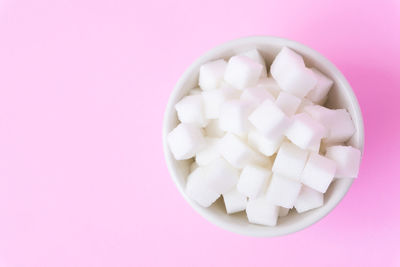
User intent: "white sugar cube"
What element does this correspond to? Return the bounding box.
[223,188,247,214]
[325,146,361,178]
[297,98,314,114]
[304,106,356,143]
[202,88,237,119]
[195,137,220,166]
[300,152,336,193]
[203,157,239,194]
[175,95,208,127]
[220,80,235,89]
[238,49,267,77]
[271,47,316,98]
[272,142,309,180]
[308,139,321,153]
[204,119,225,137]
[168,123,205,160]
[240,86,274,109]
[202,90,226,120]
[303,105,334,137]
[199,59,227,90]
[257,77,281,98]
[221,86,242,99]
[275,91,302,116]
[285,113,327,150]
[306,68,333,105]
[224,55,263,90]
[219,100,252,136]
[189,87,202,95]
[249,99,290,138]
[279,207,290,217]
[265,173,302,208]
[246,196,279,226]
[325,109,356,143]
[280,66,317,98]
[294,186,324,213]
[186,167,220,207]
[270,47,305,79]
[303,104,332,121]
[248,129,283,156]
[237,164,272,199]
[219,133,271,169]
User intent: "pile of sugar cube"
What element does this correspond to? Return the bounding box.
[168,47,361,226]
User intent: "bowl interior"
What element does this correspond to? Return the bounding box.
[163,36,364,237]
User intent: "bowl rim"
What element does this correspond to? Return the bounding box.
[162,35,365,237]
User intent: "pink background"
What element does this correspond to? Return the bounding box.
[0,0,399,266]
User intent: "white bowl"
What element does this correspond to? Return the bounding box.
[163,36,364,237]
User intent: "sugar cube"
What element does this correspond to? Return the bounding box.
[224,55,263,90]
[248,129,283,156]
[325,146,361,178]
[195,137,220,166]
[280,67,317,98]
[237,164,272,199]
[285,113,327,150]
[271,47,316,98]
[303,104,332,122]
[272,142,309,180]
[249,99,290,138]
[168,123,205,160]
[203,157,239,194]
[304,106,356,143]
[186,167,220,207]
[306,68,333,105]
[275,91,302,116]
[270,47,305,80]
[221,86,242,98]
[202,88,236,119]
[325,109,356,144]
[257,77,281,98]
[219,100,252,136]
[175,95,208,127]
[308,139,321,153]
[265,173,302,208]
[246,196,279,226]
[297,98,314,114]
[240,86,274,109]
[238,49,267,77]
[294,186,324,213]
[219,133,270,169]
[300,152,336,193]
[199,59,227,91]
[223,188,247,214]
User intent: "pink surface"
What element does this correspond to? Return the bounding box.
[0,0,399,266]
